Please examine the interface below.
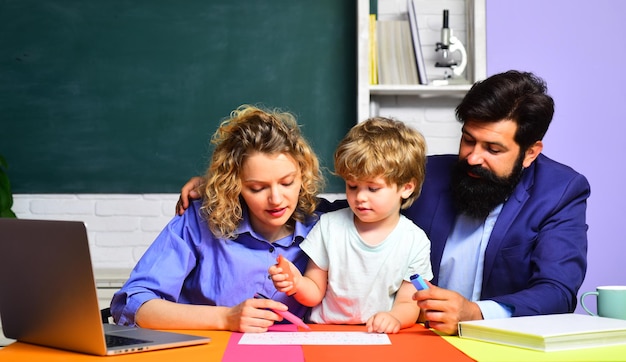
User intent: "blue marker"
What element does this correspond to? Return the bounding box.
[410,274,429,291]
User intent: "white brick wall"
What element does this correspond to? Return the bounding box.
[13,194,178,269]
[12,193,347,271]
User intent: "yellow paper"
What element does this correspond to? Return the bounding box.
[442,335,626,361]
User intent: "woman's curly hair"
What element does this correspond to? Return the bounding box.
[200,105,324,239]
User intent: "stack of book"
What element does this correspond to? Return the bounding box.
[370,0,428,85]
[458,313,626,352]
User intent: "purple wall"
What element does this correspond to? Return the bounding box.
[486,0,626,314]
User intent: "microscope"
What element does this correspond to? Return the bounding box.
[433,9,468,85]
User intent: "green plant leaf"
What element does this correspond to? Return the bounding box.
[0,154,16,218]
[0,154,8,170]
[0,209,16,218]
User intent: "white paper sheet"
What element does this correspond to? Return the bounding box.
[238,331,391,345]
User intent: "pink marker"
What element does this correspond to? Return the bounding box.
[254,293,311,330]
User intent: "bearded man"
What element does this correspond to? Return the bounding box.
[406,70,590,334]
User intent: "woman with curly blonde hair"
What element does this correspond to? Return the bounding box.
[111,105,324,332]
[201,105,322,240]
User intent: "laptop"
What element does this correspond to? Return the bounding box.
[0,218,211,356]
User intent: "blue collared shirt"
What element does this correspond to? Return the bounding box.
[111,199,317,326]
[438,204,512,319]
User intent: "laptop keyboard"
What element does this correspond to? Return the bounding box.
[105,333,151,347]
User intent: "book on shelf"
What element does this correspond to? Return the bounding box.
[369,14,378,85]
[376,19,418,85]
[406,0,428,85]
[458,313,626,352]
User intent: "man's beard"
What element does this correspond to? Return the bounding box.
[451,155,525,219]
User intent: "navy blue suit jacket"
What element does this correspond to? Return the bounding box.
[404,154,590,316]
[320,154,590,317]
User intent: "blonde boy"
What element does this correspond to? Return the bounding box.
[269,117,433,334]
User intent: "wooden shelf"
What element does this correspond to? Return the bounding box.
[369,84,471,97]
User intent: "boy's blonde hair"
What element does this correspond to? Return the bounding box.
[334,117,427,209]
[200,105,324,239]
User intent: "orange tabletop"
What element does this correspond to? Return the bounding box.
[0,324,474,362]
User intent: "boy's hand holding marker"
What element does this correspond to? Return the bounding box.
[268,255,302,296]
[277,255,297,296]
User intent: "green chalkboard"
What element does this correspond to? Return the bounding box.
[0,0,355,193]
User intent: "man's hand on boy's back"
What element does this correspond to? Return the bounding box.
[176,176,203,215]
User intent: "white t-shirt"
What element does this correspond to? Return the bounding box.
[300,207,433,324]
